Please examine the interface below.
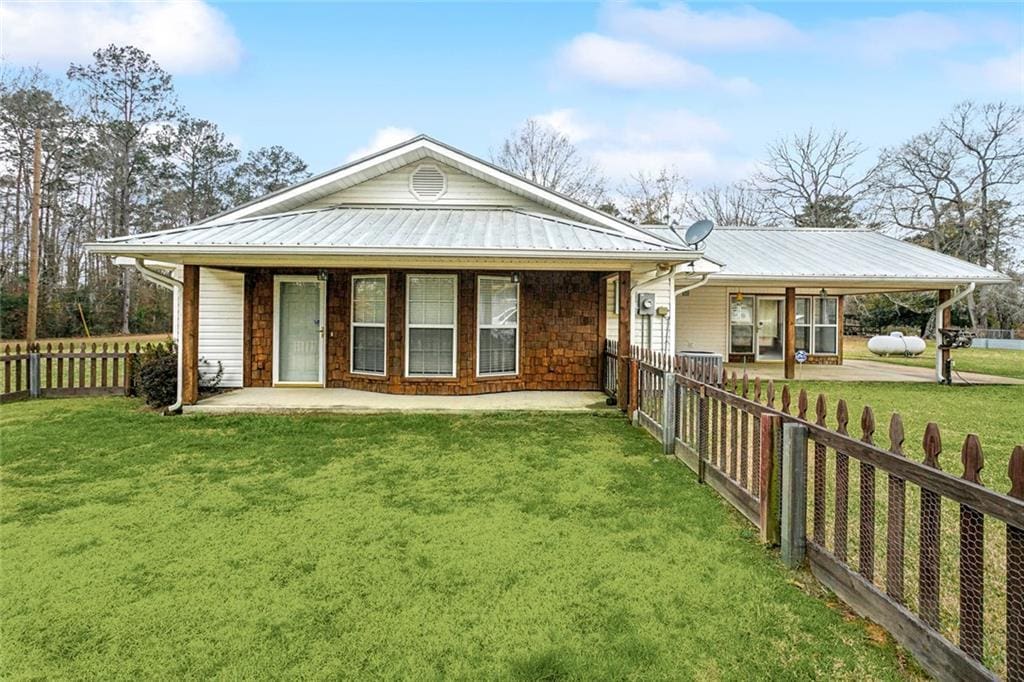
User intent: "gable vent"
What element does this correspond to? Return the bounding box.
[409,164,447,201]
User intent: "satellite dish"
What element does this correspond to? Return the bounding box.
[684,219,715,247]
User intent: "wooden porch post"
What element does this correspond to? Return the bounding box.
[616,270,631,410]
[182,265,200,405]
[597,275,608,388]
[784,287,796,379]
[938,288,952,377]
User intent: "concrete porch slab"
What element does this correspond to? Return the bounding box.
[724,359,1023,384]
[185,387,613,414]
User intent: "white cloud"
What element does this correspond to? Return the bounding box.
[834,11,967,63]
[603,2,803,51]
[0,1,241,74]
[949,50,1024,93]
[556,33,753,92]
[345,127,418,162]
[526,108,752,185]
[533,109,602,142]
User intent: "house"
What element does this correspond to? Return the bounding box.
[86,135,1009,407]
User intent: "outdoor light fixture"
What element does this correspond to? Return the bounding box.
[511,273,520,283]
[819,287,828,298]
[318,270,328,281]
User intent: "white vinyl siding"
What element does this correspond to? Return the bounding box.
[631,266,674,354]
[405,274,457,377]
[604,276,619,342]
[675,285,729,356]
[303,161,557,213]
[198,267,244,387]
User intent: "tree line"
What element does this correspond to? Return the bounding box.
[495,105,1024,332]
[1,45,311,339]
[2,44,1021,339]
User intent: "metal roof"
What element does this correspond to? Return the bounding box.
[641,226,1009,283]
[90,206,700,258]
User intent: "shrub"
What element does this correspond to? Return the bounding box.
[137,343,177,408]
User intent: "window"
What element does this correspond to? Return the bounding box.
[406,275,457,377]
[813,297,839,355]
[477,276,518,376]
[795,297,811,352]
[351,275,387,374]
[729,295,755,354]
[605,277,619,315]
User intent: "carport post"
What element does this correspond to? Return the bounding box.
[784,288,796,379]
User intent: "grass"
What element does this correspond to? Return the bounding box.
[1,398,919,679]
[844,336,1024,380]
[779,381,1024,490]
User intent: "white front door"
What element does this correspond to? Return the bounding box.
[274,276,326,385]
[756,297,784,361]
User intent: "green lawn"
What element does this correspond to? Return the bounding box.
[780,381,1024,491]
[844,336,1024,380]
[1,399,916,680]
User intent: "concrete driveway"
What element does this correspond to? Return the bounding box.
[724,359,1023,384]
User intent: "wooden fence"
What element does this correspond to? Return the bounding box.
[1,342,164,403]
[602,339,620,399]
[611,344,1024,681]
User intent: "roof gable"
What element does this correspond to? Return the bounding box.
[202,135,664,245]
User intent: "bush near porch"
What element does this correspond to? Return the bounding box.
[1,399,916,679]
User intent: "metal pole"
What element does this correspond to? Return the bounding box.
[781,423,808,568]
[26,129,42,344]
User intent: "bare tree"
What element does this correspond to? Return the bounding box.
[754,127,876,227]
[687,182,767,226]
[492,119,605,206]
[617,167,691,226]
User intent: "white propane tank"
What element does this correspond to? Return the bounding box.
[867,331,927,356]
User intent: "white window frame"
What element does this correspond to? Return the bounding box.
[404,274,458,378]
[476,275,519,378]
[272,274,326,387]
[350,274,387,376]
[812,296,840,356]
[728,294,756,355]
[794,296,812,353]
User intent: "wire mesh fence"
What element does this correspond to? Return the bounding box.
[615,345,1024,681]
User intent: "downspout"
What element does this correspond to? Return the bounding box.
[134,258,184,413]
[630,264,681,354]
[675,272,711,297]
[934,282,976,384]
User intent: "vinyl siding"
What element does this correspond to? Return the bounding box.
[675,285,728,355]
[199,267,244,387]
[302,161,558,214]
[631,267,675,355]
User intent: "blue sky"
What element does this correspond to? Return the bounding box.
[3,1,1022,187]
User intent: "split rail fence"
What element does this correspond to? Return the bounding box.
[0,342,164,403]
[610,342,1024,681]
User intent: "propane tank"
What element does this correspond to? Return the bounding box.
[867,331,927,356]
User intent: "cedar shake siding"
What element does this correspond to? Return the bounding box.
[245,268,605,395]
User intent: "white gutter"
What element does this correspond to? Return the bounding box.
[631,264,680,294]
[675,272,712,297]
[134,259,184,413]
[934,282,976,384]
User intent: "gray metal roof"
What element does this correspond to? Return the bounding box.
[642,226,1009,283]
[92,206,696,256]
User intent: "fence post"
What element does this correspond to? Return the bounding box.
[781,423,808,568]
[759,414,782,546]
[628,358,639,424]
[28,345,40,398]
[697,385,708,483]
[662,372,676,455]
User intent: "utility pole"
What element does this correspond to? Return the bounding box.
[26,128,42,344]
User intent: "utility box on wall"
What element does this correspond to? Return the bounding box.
[637,292,656,316]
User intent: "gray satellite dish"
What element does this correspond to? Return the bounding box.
[684,219,715,247]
